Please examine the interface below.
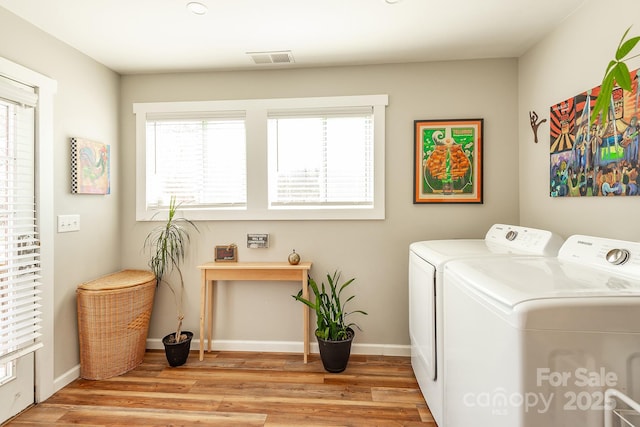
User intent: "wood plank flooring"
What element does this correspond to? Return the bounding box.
[4,350,436,426]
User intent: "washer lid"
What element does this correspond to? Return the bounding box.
[445,256,640,309]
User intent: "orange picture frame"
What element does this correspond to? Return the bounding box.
[413,118,483,204]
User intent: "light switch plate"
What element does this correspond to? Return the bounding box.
[57,214,80,232]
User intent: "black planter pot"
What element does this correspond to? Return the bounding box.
[316,328,354,373]
[162,331,193,367]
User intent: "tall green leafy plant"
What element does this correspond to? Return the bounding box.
[591,26,640,124]
[144,196,198,343]
[292,270,367,341]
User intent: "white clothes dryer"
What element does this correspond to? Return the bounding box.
[443,234,640,427]
[408,224,563,426]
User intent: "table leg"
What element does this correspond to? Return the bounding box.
[199,271,206,361]
[208,280,214,351]
[302,272,309,363]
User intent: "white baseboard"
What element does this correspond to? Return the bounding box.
[147,338,410,357]
[53,364,80,394]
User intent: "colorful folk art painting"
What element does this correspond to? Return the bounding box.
[70,137,110,194]
[414,119,483,203]
[550,69,640,197]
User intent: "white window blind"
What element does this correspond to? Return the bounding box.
[145,113,247,210]
[267,108,374,208]
[0,77,43,366]
[134,95,387,220]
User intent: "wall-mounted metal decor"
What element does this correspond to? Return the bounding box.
[529,111,547,143]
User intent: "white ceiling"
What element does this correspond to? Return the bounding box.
[0,0,586,75]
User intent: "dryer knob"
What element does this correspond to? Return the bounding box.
[505,230,518,241]
[606,248,630,265]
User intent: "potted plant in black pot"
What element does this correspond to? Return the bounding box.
[144,196,198,367]
[292,270,367,373]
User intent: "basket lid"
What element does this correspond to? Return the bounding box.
[78,269,156,291]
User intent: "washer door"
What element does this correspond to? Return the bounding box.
[409,252,436,380]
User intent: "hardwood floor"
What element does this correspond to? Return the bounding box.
[4,350,436,426]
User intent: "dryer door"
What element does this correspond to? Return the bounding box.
[409,252,436,380]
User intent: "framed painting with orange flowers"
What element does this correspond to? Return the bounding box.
[413,118,483,204]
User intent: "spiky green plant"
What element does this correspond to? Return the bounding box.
[144,196,198,343]
[591,26,640,124]
[292,270,367,341]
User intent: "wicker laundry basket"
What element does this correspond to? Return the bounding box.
[77,270,156,380]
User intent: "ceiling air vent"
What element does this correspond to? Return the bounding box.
[247,50,295,65]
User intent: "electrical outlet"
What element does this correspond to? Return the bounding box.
[57,214,80,233]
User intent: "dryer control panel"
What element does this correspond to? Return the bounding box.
[484,224,564,256]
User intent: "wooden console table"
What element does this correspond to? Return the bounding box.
[197,261,312,362]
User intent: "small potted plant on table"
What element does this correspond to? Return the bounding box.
[144,196,198,366]
[292,270,367,373]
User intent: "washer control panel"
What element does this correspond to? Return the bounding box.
[560,235,640,275]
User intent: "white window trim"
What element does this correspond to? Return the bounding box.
[133,95,388,221]
[0,57,57,402]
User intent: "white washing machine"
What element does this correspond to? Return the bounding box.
[443,234,640,427]
[408,224,563,426]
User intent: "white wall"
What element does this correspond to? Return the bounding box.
[120,59,520,349]
[0,3,524,377]
[0,8,121,379]
[2,0,638,396]
[518,0,640,241]
[0,0,636,394]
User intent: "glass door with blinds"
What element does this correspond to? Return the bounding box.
[0,77,42,423]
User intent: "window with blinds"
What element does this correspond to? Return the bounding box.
[145,114,246,210]
[268,109,373,208]
[0,78,42,376]
[134,95,387,220]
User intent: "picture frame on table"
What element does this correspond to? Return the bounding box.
[214,245,237,262]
